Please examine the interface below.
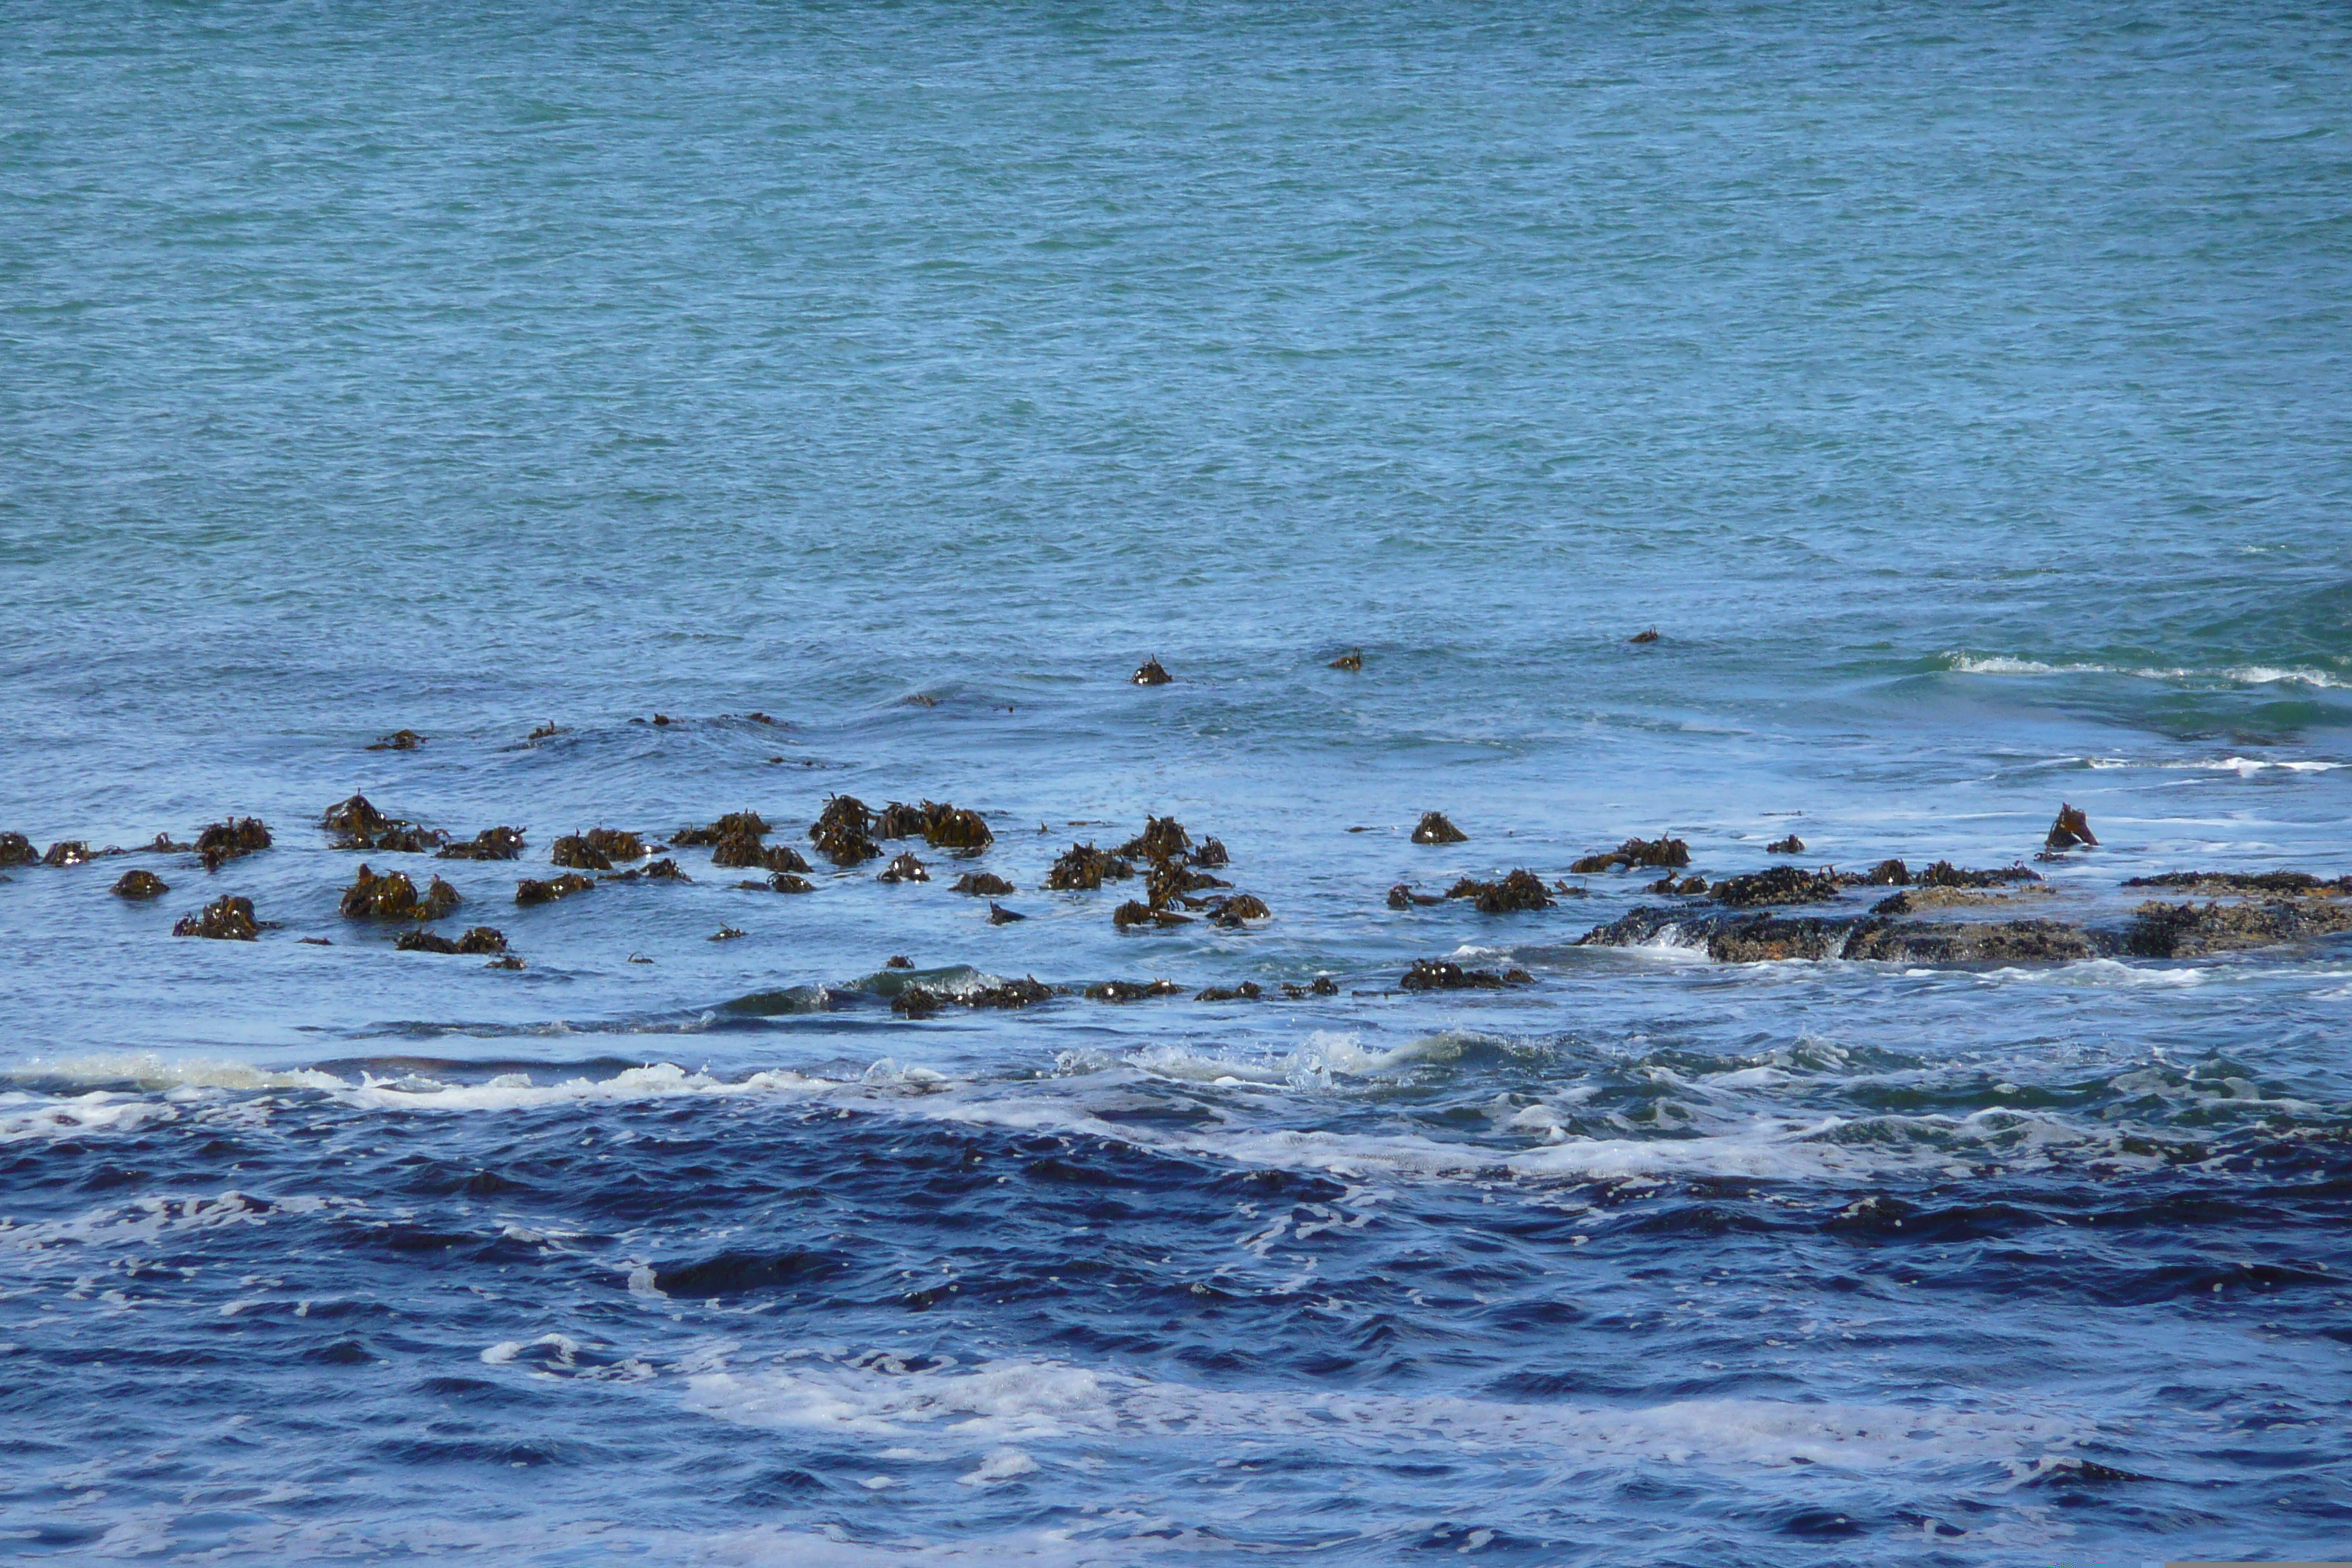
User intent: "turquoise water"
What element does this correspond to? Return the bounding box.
[4,3,2351,1562]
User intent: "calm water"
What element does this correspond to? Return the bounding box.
[4,2,2351,1562]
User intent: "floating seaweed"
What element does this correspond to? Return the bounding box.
[1117,816,1191,863]
[809,796,880,865]
[1131,657,1172,686]
[1443,870,1553,913]
[396,926,508,955]
[1205,893,1270,927]
[1411,812,1468,845]
[550,835,614,872]
[1085,979,1182,1002]
[367,730,424,751]
[0,833,37,867]
[112,869,170,899]
[1570,835,1690,873]
[321,794,391,839]
[988,902,1025,924]
[1387,883,1443,908]
[923,802,993,851]
[1196,981,1263,1000]
[173,894,259,941]
[43,841,94,867]
[339,866,460,921]
[878,851,930,884]
[1629,627,1659,644]
[194,817,272,872]
[2044,804,2098,853]
[1114,900,1191,929]
[675,812,772,848]
[1330,649,1363,671]
[1765,834,1806,855]
[438,826,527,862]
[1398,959,1531,990]
[951,872,1015,896]
[515,872,595,907]
[1045,843,1134,891]
[1194,837,1229,868]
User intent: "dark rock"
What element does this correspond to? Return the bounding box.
[1131,657,1172,686]
[195,817,273,871]
[1646,873,1709,895]
[709,926,745,942]
[1701,913,1854,962]
[676,811,772,847]
[809,796,880,866]
[1330,649,1363,671]
[1708,867,1843,907]
[2122,870,2339,895]
[367,729,424,751]
[113,869,170,899]
[878,851,930,883]
[1628,627,1659,644]
[437,826,527,862]
[1045,843,1134,891]
[1205,893,1270,927]
[43,840,93,867]
[339,865,461,921]
[971,977,1055,1009]
[1387,883,1443,908]
[2123,898,2352,959]
[1086,979,1183,1002]
[1399,959,1516,990]
[298,937,332,946]
[1570,836,1690,873]
[394,930,461,954]
[1917,860,2042,889]
[765,872,813,894]
[174,894,259,941]
[951,872,1015,896]
[1846,919,2103,964]
[1765,834,1806,855]
[1114,900,1191,929]
[1196,981,1263,1000]
[551,835,615,872]
[514,872,595,907]
[1443,869,1553,913]
[886,955,913,968]
[651,714,674,726]
[0,832,36,867]
[2044,803,2097,852]
[1194,837,1229,868]
[987,902,1025,924]
[1411,812,1469,845]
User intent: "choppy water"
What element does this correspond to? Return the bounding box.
[4,2,2351,1562]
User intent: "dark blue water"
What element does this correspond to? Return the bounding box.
[4,2,2351,1561]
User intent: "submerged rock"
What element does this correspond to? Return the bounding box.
[1196,981,1263,1000]
[951,871,1015,896]
[1707,867,1842,907]
[1131,657,1172,686]
[339,865,461,921]
[764,872,813,894]
[1398,959,1529,991]
[112,869,170,899]
[1086,978,1183,1002]
[1281,976,1342,998]
[367,729,424,751]
[1628,627,1660,644]
[1765,834,1806,855]
[2123,898,2352,958]
[987,902,1026,924]
[878,851,930,883]
[437,826,527,861]
[515,872,595,907]
[195,817,272,871]
[1411,811,1469,845]
[1443,869,1553,913]
[1045,843,1135,891]
[526,721,565,741]
[1387,883,1444,908]
[321,794,392,839]
[1916,860,2042,889]
[0,832,36,866]
[892,986,941,1018]
[1570,836,1690,873]
[2122,870,2344,896]
[2044,803,2098,852]
[1863,859,1910,886]
[1845,919,2101,964]
[174,894,259,941]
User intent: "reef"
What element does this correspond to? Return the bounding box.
[1411,812,1468,845]
[1046,843,1135,891]
[2044,803,2098,853]
[1398,959,1532,991]
[1196,981,1263,1000]
[1131,657,1172,686]
[1086,979,1183,1002]
[195,818,272,871]
[951,872,1016,896]
[174,894,260,941]
[514,872,595,907]
[1387,883,1444,908]
[2122,870,2345,896]
[1570,836,1690,873]
[1765,834,1806,855]
[878,851,930,883]
[339,866,461,921]
[367,729,425,751]
[1706,867,1844,907]
[112,869,170,899]
[1915,861,2042,889]
[1330,649,1364,671]
[2122,898,2352,959]
[808,796,881,866]
[437,826,527,861]
[396,926,509,955]
[1443,869,1553,913]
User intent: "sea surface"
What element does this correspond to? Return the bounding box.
[4,2,2351,1562]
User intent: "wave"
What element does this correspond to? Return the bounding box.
[1942,652,2349,688]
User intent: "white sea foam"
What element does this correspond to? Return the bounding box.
[1945,653,2349,689]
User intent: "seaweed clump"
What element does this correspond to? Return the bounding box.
[1443,870,1553,913]
[674,812,771,848]
[1765,834,1806,856]
[878,851,930,884]
[1046,843,1134,891]
[113,869,170,899]
[367,730,424,751]
[1131,657,1172,686]
[1398,959,1532,991]
[551,835,615,872]
[1571,836,1690,873]
[1117,815,1192,862]
[322,796,445,853]
[1411,812,1468,845]
[2043,804,2098,853]
[808,796,880,866]
[0,833,35,867]
[1115,900,1191,929]
[1196,981,1263,1000]
[951,872,1015,897]
[924,802,994,850]
[396,926,509,955]
[438,826,527,862]
[1706,867,1843,907]
[339,866,461,921]
[174,895,260,941]
[515,872,595,907]
[1387,883,1443,908]
[195,818,272,872]
[1086,979,1183,1003]
[1915,861,2041,889]
[43,841,96,867]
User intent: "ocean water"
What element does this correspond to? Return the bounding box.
[4,1,2351,1561]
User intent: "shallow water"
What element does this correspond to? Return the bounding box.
[4,1,2351,1562]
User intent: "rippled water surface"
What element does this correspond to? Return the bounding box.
[4,1,2351,1562]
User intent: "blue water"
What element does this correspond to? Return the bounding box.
[5,3,2352,1561]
